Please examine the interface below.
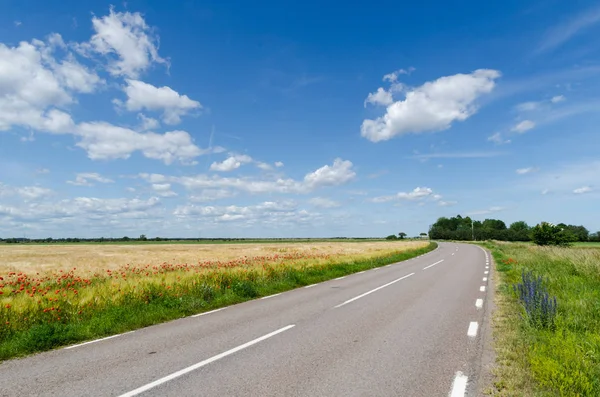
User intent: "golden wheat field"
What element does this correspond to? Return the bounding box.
[0,240,428,276]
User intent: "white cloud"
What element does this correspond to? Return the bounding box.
[309,197,341,208]
[141,158,356,195]
[383,67,415,83]
[210,154,253,172]
[467,206,505,216]
[0,196,161,221]
[372,187,438,203]
[536,5,600,54]
[438,200,457,207]
[151,183,177,197]
[573,186,592,194]
[137,113,160,131]
[76,122,205,164]
[173,200,318,226]
[36,168,50,175]
[189,189,236,202]
[551,95,566,103]
[303,158,356,189]
[487,132,511,145]
[80,8,167,78]
[361,69,500,142]
[516,167,538,175]
[541,189,550,195]
[275,161,284,168]
[511,120,535,133]
[364,87,393,107]
[67,172,114,186]
[256,162,272,171]
[119,79,201,125]
[0,183,53,201]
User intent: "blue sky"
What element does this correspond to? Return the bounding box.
[1,0,599,238]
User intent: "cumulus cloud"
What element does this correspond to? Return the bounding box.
[308,197,341,208]
[173,200,318,226]
[0,196,161,221]
[137,113,160,131]
[210,154,253,172]
[75,122,205,164]
[78,7,167,78]
[0,183,54,201]
[119,79,201,124]
[67,172,114,186]
[551,95,566,103]
[141,158,356,195]
[511,120,535,133]
[573,186,592,194]
[383,67,415,83]
[364,87,393,107]
[189,189,236,202]
[151,183,177,197]
[516,101,541,112]
[361,69,500,142]
[274,161,284,168]
[303,158,355,189]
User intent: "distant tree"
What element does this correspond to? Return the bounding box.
[139,234,147,241]
[508,221,531,241]
[531,222,576,246]
[420,232,428,238]
[398,232,407,239]
[122,236,130,241]
[386,234,398,240]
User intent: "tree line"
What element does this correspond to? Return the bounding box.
[429,215,599,243]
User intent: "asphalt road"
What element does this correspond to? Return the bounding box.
[0,242,493,397]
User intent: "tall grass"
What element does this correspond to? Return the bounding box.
[0,242,436,360]
[484,241,600,396]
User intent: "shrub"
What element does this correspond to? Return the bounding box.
[531,222,576,246]
[513,269,557,330]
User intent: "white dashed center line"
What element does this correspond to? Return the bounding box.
[422,259,444,270]
[480,286,486,292]
[467,321,479,337]
[449,371,468,397]
[334,273,415,308]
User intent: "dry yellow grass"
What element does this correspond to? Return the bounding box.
[0,241,428,276]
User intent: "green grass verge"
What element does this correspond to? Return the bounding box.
[481,241,600,396]
[0,242,436,361]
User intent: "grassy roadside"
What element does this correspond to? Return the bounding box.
[0,242,436,361]
[481,241,600,396]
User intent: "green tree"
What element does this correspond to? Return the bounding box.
[139,234,147,241]
[398,232,407,239]
[531,222,576,246]
[385,234,398,240]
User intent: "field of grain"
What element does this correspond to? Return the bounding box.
[0,240,427,275]
[0,240,433,359]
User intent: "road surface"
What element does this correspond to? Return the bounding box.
[0,242,493,397]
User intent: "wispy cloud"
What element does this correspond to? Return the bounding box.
[536,5,600,54]
[466,206,505,216]
[410,151,508,160]
[573,186,592,194]
[516,167,539,175]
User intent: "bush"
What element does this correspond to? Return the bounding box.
[385,235,398,240]
[531,222,576,246]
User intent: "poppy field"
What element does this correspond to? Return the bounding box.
[0,240,434,360]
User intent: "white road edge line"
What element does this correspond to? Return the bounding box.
[334,273,415,308]
[480,286,486,292]
[260,293,282,300]
[118,325,296,397]
[423,259,444,270]
[484,271,489,274]
[450,371,468,397]
[64,331,135,350]
[475,298,483,309]
[356,271,366,275]
[334,276,346,280]
[192,308,225,318]
[304,284,316,289]
[483,277,488,282]
[467,321,479,338]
